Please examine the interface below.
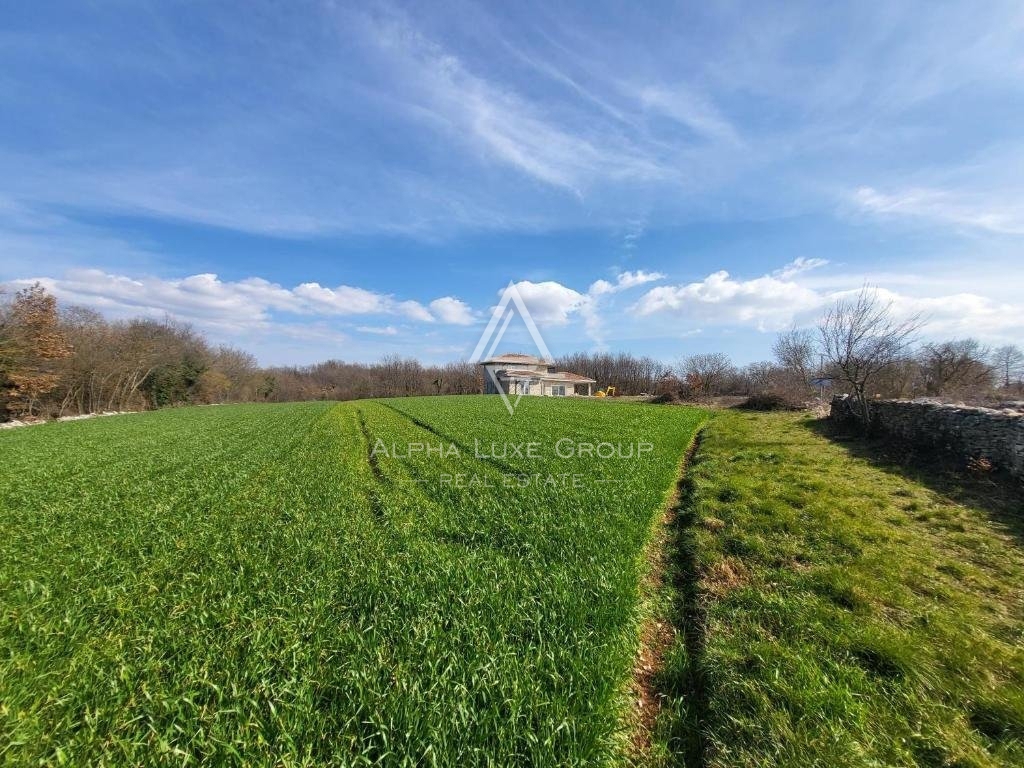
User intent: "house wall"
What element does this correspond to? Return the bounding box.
[480,364,589,396]
[482,366,502,395]
[482,363,547,395]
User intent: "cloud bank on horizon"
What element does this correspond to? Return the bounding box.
[14,258,1021,365]
[1,1,1022,364]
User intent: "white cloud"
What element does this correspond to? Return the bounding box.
[21,270,273,330]
[292,282,389,315]
[635,269,823,331]
[504,270,665,334]
[505,280,588,326]
[634,263,1024,341]
[589,270,664,296]
[8,269,472,333]
[612,269,666,290]
[834,286,1024,339]
[583,269,667,345]
[429,296,475,325]
[483,268,667,351]
[395,299,435,323]
[10,261,1024,367]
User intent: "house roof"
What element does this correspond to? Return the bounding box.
[480,353,595,384]
[550,371,597,383]
[501,370,541,379]
[479,352,551,365]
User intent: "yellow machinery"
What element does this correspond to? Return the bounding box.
[595,386,616,398]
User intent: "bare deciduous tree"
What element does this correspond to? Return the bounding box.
[991,344,1024,389]
[678,352,736,399]
[554,351,660,395]
[917,339,993,396]
[743,361,777,394]
[818,286,921,425]
[772,328,816,385]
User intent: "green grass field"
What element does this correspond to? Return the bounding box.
[652,411,1024,768]
[0,397,705,766]
[3,400,1022,766]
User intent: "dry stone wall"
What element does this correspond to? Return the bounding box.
[830,395,1024,478]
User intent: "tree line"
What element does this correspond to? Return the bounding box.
[1,285,263,418]
[1,283,1022,422]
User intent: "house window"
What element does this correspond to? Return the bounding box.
[551,385,566,396]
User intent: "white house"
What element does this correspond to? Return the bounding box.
[479,353,596,397]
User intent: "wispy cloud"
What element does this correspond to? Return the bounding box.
[773,257,829,279]
[852,186,1024,235]
[2,1,1023,245]
[357,325,399,336]
[361,10,679,195]
[636,85,741,145]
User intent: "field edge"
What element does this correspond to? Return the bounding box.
[625,418,710,765]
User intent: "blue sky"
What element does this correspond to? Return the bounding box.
[2,0,1022,365]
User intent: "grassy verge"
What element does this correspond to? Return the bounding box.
[652,410,1024,767]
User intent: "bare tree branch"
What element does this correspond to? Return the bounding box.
[818,285,922,426]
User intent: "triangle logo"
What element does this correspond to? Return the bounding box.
[469,282,554,416]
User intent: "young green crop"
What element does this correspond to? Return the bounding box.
[0,397,705,766]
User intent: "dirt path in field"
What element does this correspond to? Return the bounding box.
[629,427,708,765]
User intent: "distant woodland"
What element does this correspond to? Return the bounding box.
[1,283,1021,421]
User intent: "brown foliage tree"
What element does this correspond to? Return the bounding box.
[0,283,71,417]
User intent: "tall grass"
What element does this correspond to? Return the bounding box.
[653,411,1024,767]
